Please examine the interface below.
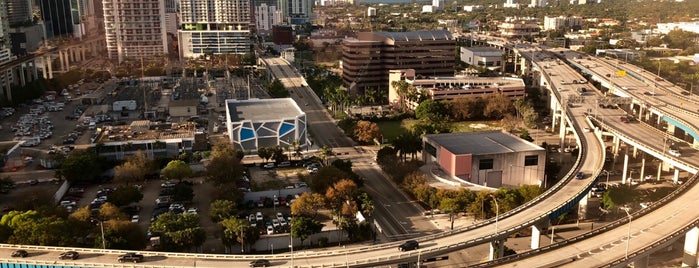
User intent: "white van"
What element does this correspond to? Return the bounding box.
[89,122,96,130]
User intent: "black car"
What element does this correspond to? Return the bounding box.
[398,240,419,251]
[11,250,28,258]
[59,251,79,260]
[117,252,144,263]
[250,259,271,267]
[575,172,584,180]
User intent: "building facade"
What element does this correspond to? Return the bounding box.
[255,4,280,32]
[341,30,455,96]
[6,0,32,26]
[543,16,583,31]
[178,0,252,59]
[103,0,168,63]
[39,0,76,38]
[460,46,504,68]
[225,98,308,152]
[423,131,546,188]
[388,69,525,107]
[499,19,540,39]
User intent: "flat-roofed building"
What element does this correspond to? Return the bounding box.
[342,30,455,96]
[423,130,546,188]
[225,98,308,152]
[460,47,504,69]
[168,99,199,117]
[499,20,540,39]
[388,68,525,107]
[94,121,197,160]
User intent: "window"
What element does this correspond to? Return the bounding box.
[479,159,494,170]
[524,155,538,166]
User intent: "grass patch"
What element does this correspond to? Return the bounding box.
[376,119,503,143]
[450,121,502,132]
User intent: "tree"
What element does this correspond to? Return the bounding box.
[206,143,244,186]
[161,160,193,182]
[172,183,194,203]
[210,199,236,222]
[107,186,144,207]
[257,147,273,163]
[149,212,204,252]
[352,121,382,144]
[310,166,353,194]
[114,151,153,185]
[356,191,374,217]
[319,146,334,165]
[602,185,637,209]
[291,216,324,247]
[291,193,327,219]
[58,152,105,182]
[220,217,259,252]
[415,99,449,121]
[103,220,147,250]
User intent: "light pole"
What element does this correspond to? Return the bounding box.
[490,195,499,235]
[622,207,632,259]
[290,217,294,268]
[239,225,247,253]
[91,218,106,249]
[602,170,610,186]
[273,194,277,216]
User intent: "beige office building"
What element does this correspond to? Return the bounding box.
[103,0,168,63]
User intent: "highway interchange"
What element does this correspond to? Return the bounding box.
[0,46,698,267]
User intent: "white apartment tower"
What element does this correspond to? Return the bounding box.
[102,0,168,63]
[256,4,280,32]
[178,0,252,59]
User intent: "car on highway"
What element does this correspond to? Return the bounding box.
[11,250,28,258]
[575,172,584,180]
[59,251,79,260]
[398,240,419,251]
[669,149,681,157]
[117,252,144,263]
[250,259,271,267]
[263,163,275,169]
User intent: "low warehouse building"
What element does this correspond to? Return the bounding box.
[422,130,546,188]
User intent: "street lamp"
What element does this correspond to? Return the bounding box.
[490,195,499,235]
[91,218,106,249]
[273,194,277,216]
[601,170,611,186]
[622,207,632,259]
[290,216,294,268]
[239,225,247,253]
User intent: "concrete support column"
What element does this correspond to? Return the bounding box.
[18,63,26,86]
[622,149,630,185]
[668,124,676,136]
[559,113,566,146]
[4,70,13,101]
[489,240,505,260]
[657,162,663,182]
[44,55,53,79]
[612,136,620,156]
[634,255,649,268]
[531,225,541,249]
[633,146,638,158]
[578,194,589,220]
[640,158,646,182]
[674,169,680,184]
[80,48,86,62]
[682,226,699,267]
[31,60,38,81]
[638,104,644,119]
[58,51,66,72]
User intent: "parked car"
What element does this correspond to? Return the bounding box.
[250,259,271,267]
[59,251,79,260]
[266,225,274,235]
[131,215,140,223]
[117,253,144,263]
[263,163,275,169]
[398,240,419,251]
[11,250,28,258]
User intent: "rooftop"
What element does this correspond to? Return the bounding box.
[374,30,452,42]
[226,98,303,122]
[463,46,504,53]
[424,130,543,155]
[97,121,197,144]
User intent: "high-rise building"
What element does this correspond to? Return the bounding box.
[286,0,313,25]
[256,4,280,32]
[0,1,17,99]
[341,30,455,96]
[543,16,583,31]
[178,0,252,59]
[6,0,33,26]
[103,0,168,63]
[39,0,76,38]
